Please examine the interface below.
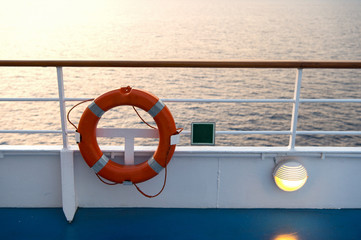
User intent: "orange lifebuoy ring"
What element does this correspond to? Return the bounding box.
[77,86,178,184]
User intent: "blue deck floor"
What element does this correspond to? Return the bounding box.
[1,208,361,240]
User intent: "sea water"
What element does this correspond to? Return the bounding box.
[0,0,361,146]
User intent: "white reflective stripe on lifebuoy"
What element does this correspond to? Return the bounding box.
[147,156,164,173]
[88,102,105,118]
[148,100,165,118]
[91,154,109,173]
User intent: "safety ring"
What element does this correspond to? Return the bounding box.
[77,86,178,184]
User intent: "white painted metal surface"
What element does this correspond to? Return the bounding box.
[289,69,302,149]
[1,61,361,222]
[56,67,69,149]
[1,145,361,222]
[60,149,77,222]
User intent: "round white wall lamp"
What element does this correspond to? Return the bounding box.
[273,160,308,192]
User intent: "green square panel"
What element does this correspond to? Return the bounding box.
[191,122,215,145]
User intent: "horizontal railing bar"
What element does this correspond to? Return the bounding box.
[2,98,361,103]
[0,98,93,102]
[0,98,293,103]
[300,99,361,103]
[0,129,292,135]
[181,130,361,135]
[70,130,291,135]
[2,129,361,136]
[216,131,290,135]
[96,128,158,138]
[162,99,294,103]
[0,130,62,134]
[297,131,361,135]
[171,130,290,135]
[1,60,361,68]
[0,98,60,102]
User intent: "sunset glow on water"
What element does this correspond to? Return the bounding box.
[1,0,361,146]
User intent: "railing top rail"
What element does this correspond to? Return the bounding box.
[1,60,361,68]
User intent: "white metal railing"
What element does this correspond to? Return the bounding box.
[2,60,361,222]
[1,60,361,151]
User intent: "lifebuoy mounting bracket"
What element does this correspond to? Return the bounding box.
[75,131,81,144]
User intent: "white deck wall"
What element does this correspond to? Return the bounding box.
[1,146,361,210]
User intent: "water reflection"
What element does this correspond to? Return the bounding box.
[273,233,299,240]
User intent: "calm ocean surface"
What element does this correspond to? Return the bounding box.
[1,0,361,146]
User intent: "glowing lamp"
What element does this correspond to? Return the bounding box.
[273,160,308,192]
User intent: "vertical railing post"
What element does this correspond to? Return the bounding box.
[57,67,77,222]
[124,137,135,165]
[60,150,77,222]
[56,67,69,149]
[289,68,303,149]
